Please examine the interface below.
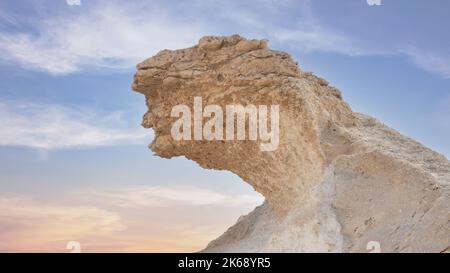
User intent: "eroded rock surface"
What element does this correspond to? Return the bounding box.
[132,35,450,252]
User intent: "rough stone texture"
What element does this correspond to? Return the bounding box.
[132,35,450,253]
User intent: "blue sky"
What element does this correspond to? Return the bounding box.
[0,0,448,252]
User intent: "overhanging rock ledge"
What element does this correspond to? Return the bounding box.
[132,35,450,252]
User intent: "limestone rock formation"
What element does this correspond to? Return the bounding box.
[132,35,450,253]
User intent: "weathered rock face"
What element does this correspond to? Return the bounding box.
[132,35,450,252]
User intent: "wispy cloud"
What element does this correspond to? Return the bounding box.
[91,185,263,208]
[0,185,263,252]
[271,26,373,56]
[0,195,124,252]
[402,47,450,79]
[0,0,377,75]
[0,0,449,78]
[0,100,147,150]
[0,1,205,74]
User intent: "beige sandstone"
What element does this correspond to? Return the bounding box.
[132,35,450,253]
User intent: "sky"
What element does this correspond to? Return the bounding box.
[0,0,449,252]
